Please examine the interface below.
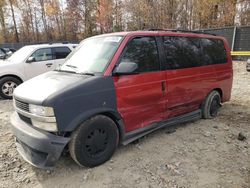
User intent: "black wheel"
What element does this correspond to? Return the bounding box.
[69,115,119,167]
[202,90,221,119]
[0,77,21,99]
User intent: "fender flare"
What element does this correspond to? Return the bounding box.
[64,108,125,141]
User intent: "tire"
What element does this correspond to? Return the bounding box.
[0,77,21,99]
[202,90,221,119]
[69,115,119,167]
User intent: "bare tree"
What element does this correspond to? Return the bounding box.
[8,0,19,42]
[38,0,49,40]
[0,0,247,43]
[0,0,7,42]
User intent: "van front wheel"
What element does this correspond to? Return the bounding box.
[69,115,119,167]
[202,90,221,119]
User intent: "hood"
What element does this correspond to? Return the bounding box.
[14,71,90,104]
[0,60,20,77]
[0,59,19,66]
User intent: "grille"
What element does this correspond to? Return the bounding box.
[15,99,29,112]
[18,113,32,125]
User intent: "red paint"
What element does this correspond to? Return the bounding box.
[105,31,233,133]
[113,72,166,132]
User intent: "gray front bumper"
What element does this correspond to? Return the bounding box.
[10,112,70,169]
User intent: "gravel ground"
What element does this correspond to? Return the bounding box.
[0,62,249,188]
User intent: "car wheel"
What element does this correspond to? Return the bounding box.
[0,77,21,99]
[69,115,119,167]
[202,90,221,119]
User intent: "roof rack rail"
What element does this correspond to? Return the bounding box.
[47,42,70,45]
[146,28,217,36]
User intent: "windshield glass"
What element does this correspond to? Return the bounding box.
[60,36,123,74]
[7,46,35,62]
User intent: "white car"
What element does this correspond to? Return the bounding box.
[0,43,77,99]
[247,58,250,72]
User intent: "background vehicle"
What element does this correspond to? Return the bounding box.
[246,58,250,72]
[0,48,16,60]
[0,48,16,59]
[0,48,15,60]
[0,43,77,99]
[11,30,233,169]
[0,48,6,59]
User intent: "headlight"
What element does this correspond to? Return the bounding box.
[29,104,54,117]
[31,119,58,132]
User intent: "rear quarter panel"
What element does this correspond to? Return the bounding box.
[192,36,233,103]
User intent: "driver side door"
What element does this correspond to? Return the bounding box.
[24,48,54,80]
[113,36,166,133]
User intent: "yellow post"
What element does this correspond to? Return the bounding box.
[231,51,250,56]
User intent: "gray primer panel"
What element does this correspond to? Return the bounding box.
[43,76,121,132]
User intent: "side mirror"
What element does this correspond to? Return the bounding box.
[26,56,35,63]
[113,62,138,75]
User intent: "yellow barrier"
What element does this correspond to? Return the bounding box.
[231,51,250,56]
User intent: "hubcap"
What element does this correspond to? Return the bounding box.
[2,81,17,97]
[85,128,108,157]
[210,95,221,117]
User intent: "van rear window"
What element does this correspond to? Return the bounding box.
[201,38,227,65]
[163,36,227,70]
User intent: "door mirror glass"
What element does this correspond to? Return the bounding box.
[26,56,35,63]
[113,62,138,75]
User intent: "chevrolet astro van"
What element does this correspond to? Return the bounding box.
[10,30,233,169]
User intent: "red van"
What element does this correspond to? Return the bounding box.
[11,30,233,169]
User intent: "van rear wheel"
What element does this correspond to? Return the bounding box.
[202,90,221,119]
[0,77,21,99]
[69,115,119,167]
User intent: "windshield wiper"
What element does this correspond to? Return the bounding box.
[56,65,95,76]
[78,72,95,76]
[55,68,76,74]
[55,64,75,73]
[66,64,78,69]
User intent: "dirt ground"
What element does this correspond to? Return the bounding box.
[0,62,249,188]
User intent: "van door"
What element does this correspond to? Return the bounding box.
[24,48,54,80]
[162,36,204,118]
[113,36,166,132]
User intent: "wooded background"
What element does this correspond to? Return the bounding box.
[0,0,249,43]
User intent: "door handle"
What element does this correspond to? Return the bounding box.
[46,63,52,67]
[161,81,166,92]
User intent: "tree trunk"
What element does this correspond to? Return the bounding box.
[39,0,49,40]
[0,3,7,42]
[9,0,19,42]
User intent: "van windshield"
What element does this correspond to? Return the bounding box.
[60,36,123,74]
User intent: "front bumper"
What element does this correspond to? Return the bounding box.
[10,112,70,169]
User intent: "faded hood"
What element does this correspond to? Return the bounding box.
[13,71,89,104]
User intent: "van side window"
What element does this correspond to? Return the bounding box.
[31,48,53,62]
[163,36,202,69]
[120,37,160,73]
[201,39,227,65]
[53,47,71,59]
